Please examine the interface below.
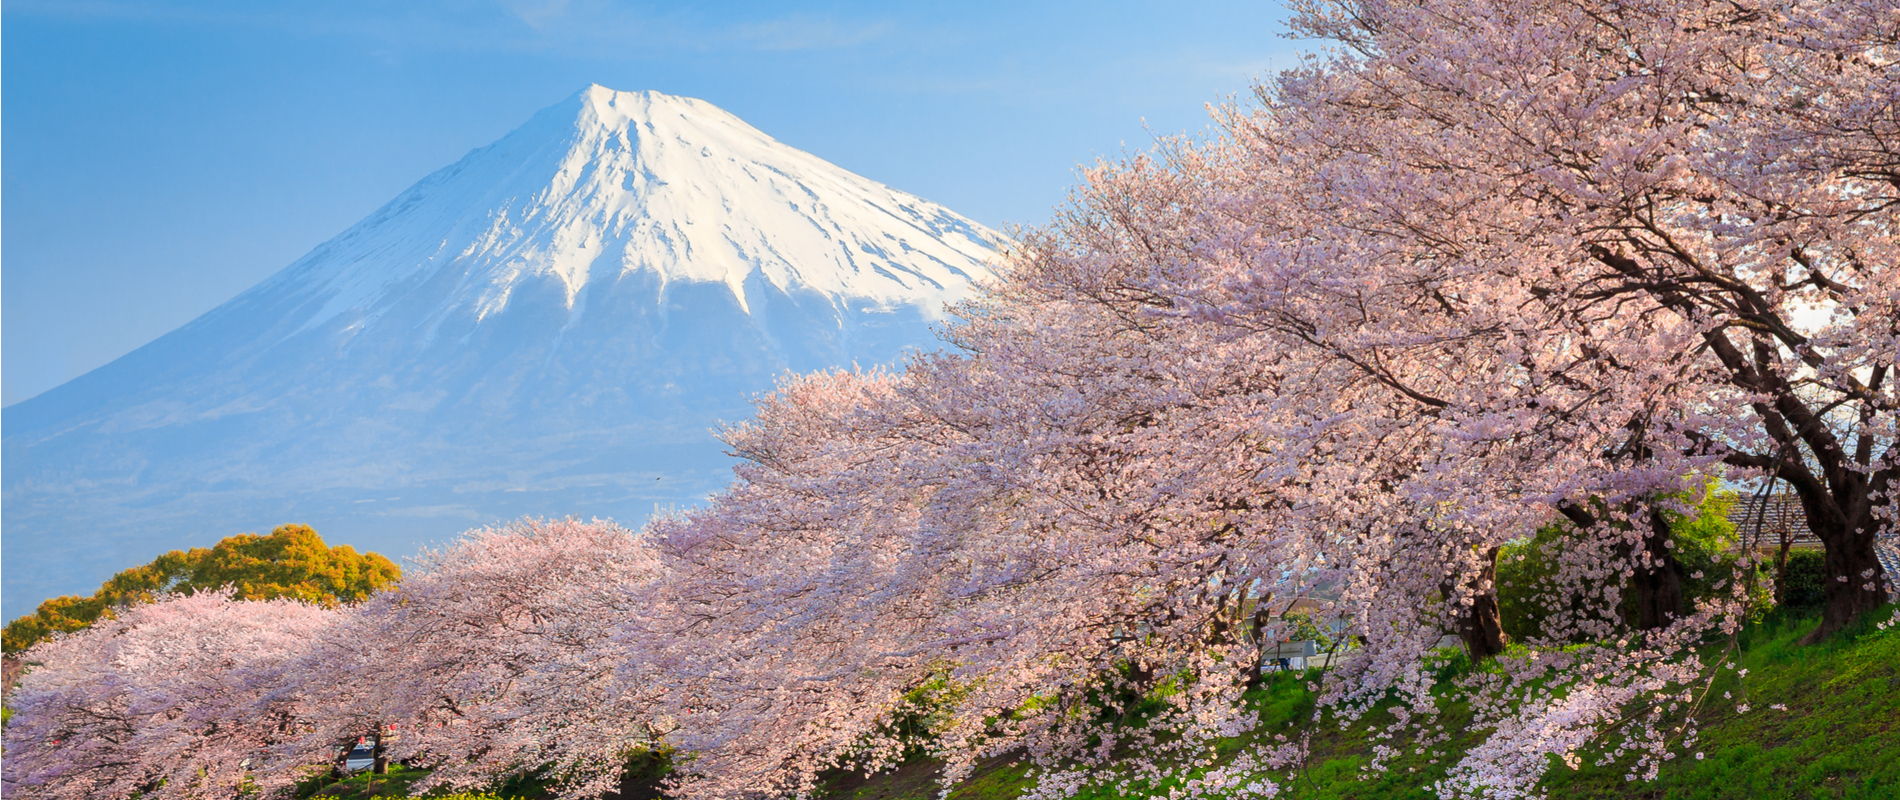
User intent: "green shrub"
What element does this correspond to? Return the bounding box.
[1775,549,1827,612]
[1496,522,1578,641]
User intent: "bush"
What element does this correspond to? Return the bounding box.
[1497,523,1562,641]
[1775,549,1827,613]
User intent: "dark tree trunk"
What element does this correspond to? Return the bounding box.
[1559,500,1688,632]
[604,750,668,800]
[330,738,356,780]
[1799,484,1891,641]
[1445,546,1507,661]
[372,729,390,775]
[1631,506,1688,630]
[1770,471,1892,638]
[1244,593,1274,689]
[611,769,663,800]
[1819,533,1888,636]
[1774,524,1794,603]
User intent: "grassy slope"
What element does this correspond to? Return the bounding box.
[332,608,1898,800]
[1541,610,1899,800]
[824,608,1899,800]
[301,766,437,799]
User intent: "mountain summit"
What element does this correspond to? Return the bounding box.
[279,85,995,328]
[3,86,1005,611]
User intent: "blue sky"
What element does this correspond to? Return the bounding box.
[3,0,1303,405]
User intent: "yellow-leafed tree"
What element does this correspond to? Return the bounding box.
[3,525,398,653]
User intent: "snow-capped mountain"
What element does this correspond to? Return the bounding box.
[2,85,1005,612]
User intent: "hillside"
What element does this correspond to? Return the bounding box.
[826,613,1900,800]
[310,607,1899,800]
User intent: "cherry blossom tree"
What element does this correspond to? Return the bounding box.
[1234,0,1899,636]
[275,518,674,799]
[2,592,339,800]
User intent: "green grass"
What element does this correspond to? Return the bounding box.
[1539,609,1900,800]
[300,766,529,800]
[811,607,1900,800]
[309,607,1898,800]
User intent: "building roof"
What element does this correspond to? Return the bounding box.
[1725,492,1821,547]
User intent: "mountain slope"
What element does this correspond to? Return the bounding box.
[2,85,1004,613]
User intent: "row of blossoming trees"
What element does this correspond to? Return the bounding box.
[6,1,1896,798]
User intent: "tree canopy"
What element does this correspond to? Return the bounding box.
[2,524,399,653]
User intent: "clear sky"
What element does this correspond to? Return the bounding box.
[3,0,1303,405]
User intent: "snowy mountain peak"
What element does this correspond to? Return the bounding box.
[570,85,740,132]
[4,86,1005,613]
[278,84,1003,330]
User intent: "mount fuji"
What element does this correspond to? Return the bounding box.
[2,85,1005,612]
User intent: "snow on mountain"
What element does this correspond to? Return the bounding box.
[2,85,1006,613]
